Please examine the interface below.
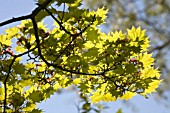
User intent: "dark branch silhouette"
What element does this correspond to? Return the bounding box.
[1,0,52,112]
[0,0,52,27]
[150,39,170,52]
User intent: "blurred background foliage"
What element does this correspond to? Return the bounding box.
[84,0,170,103]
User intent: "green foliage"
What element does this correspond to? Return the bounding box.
[76,93,106,113]
[84,0,170,101]
[116,109,123,113]
[0,0,161,112]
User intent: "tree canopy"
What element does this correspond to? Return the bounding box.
[84,0,170,100]
[0,0,161,112]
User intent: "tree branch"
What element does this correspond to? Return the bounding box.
[1,0,53,112]
[32,16,105,76]
[2,45,37,113]
[0,15,30,27]
[38,3,73,35]
[38,3,96,37]
[40,5,96,62]
[150,39,170,52]
[0,0,52,27]
[3,57,16,113]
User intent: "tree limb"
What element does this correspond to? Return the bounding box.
[150,39,170,52]
[1,0,53,112]
[0,0,52,27]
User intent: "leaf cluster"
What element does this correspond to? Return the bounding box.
[0,0,161,112]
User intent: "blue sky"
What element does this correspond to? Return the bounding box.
[0,0,170,113]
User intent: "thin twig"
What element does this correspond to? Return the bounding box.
[43,5,96,62]
[38,3,96,37]
[61,3,66,22]
[38,4,72,35]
